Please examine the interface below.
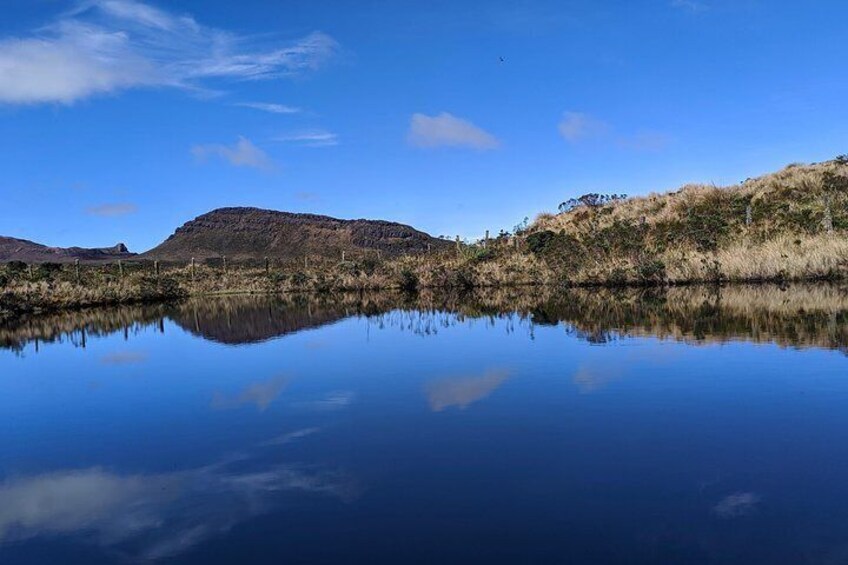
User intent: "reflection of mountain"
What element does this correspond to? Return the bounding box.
[3,284,848,354]
[172,296,356,345]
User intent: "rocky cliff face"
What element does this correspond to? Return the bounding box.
[144,207,450,261]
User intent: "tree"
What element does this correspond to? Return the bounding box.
[558,193,627,213]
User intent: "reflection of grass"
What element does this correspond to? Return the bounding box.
[6,284,848,356]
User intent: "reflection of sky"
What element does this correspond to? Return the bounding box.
[3,308,848,562]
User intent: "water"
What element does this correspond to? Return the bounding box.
[2,285,848,564]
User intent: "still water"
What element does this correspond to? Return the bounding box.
[2,285,848,564]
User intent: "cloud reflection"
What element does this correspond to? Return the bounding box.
[211,375,288,412]
[0,458,357,560]
[425,369,511,412]
[713,492,761,518]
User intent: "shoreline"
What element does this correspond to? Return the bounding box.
[3,272,847,325]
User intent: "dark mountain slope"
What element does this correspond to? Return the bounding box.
[144,207,450,261]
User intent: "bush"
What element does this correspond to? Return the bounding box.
[636,257,666,283]
[527,231,555,254]
[398,268,419,291]
[6,261,27,274]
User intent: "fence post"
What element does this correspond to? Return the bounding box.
[342,251,346,262]
[745,204,752,227]
[118,260,124,279]
[304,256,308,269]
[484,230,489,248]
[74,259,80,284]
[27,263,33,280]
[154,260,160,278]
[264,257,270,274]
[190,258,196,282]
[222,255,227,274]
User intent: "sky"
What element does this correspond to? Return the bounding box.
[1,0,847,251]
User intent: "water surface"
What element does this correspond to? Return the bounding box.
[3,285,848,564]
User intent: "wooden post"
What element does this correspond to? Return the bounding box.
[28,264,33,280]
[118,260,124,279]
[190,258,196,281]
[74,259,80,284]
[222,255,227,273]
[455,235,461,254]
[823,196,834,234]
[342,251,346,262]
[154,260,160,278]
[745,204,752,227]
[264,257,270,274]
[304,256,308,269]
[484,230,489,248]
[427,243,431,254]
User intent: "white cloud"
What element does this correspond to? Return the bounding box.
[671,0,708,11]
[86,203,138,217]
[275,129,339,147]
[559,111,671,151]
[558,111,609,143]
[192,136,275,171]
[407,112,500,150]
[0,0,339,104]
[235,102,301,114]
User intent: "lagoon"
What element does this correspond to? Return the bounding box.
[2,286,848,564]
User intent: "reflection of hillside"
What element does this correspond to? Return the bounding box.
[533,284,848,353]
[2,284,848,354]
[0,304,168,353]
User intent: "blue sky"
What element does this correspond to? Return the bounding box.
[1,0,846,251]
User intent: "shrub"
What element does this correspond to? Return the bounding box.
[527,230,555,253]
[398,268,419,291]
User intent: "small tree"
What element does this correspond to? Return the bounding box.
[558,193,627,213]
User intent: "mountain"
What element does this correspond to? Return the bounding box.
[144,207,450,261]
[0,236,135,263]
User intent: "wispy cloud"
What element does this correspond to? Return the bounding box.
[408,112,500,150]
[275,129,339,147]
[0,0,339,105]
[558,112,610,143]
[295,191,321,202]
[559,110,671,152]
[235,102,301,114]
[671,0,708,12]
[86,203,138,217]
[192,136,275,171]
[101,351,148,365]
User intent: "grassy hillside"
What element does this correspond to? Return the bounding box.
[525,157,848,284]
[2,158,848,320]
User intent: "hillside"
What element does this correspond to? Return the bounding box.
[0,236,135,263]
[144,207,451,262]
[524,157,848,283]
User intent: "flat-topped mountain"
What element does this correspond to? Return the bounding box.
[0,236,134,263]
[144,207,450,261]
